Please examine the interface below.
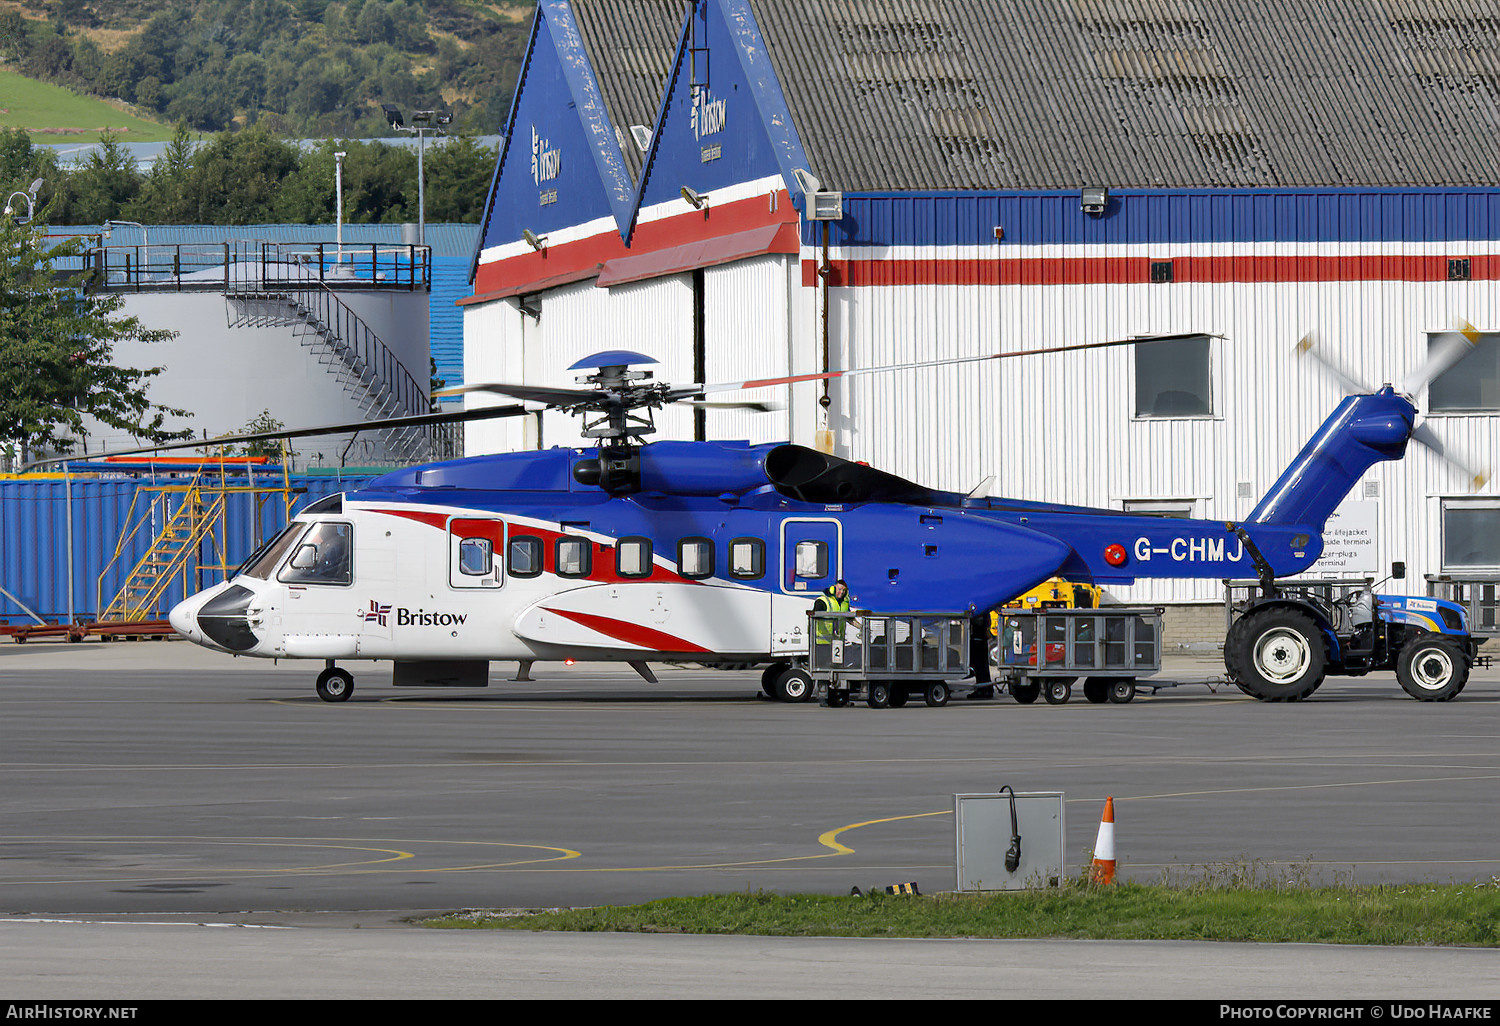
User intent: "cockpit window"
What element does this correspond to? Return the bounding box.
[278,521,353,586]
[239,524,306,580]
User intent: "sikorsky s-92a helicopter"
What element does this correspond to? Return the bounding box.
[54,326,1483,703]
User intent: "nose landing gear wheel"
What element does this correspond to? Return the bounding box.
[315,667,354,703]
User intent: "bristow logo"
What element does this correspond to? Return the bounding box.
[395,607,468,627]
[361,601,392,626]
[690,87,726,141]
[531,125,561,185]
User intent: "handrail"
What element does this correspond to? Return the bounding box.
[84,241,431,293]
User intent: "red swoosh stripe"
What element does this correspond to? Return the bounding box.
[540,607,710,653]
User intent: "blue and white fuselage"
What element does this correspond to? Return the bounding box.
[169,389,1421,674]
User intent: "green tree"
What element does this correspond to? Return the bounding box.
[423,135,497,222]
[179,122,300,223]
[0,215,191,461]
[59,130,142,225]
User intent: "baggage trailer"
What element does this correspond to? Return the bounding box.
[994,607,1165,704]
[808,611,973,708]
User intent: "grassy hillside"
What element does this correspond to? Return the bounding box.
[0,69,171,143]
[0,1,535,138]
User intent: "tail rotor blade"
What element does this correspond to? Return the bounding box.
[1293,331,1372,395]
[1400,318,1480,397]
[1411,419,1491,492]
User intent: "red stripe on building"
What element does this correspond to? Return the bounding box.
[801,253,1497,287]
[468,191,796,302]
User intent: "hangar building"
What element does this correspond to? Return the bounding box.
[461,0,1500,638]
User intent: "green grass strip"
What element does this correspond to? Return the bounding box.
[427,883,1500,947]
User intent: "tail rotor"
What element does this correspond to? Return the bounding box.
[1295,321,1490,492]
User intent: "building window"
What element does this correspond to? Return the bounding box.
[729,537,764,579]
[1429,331,1500,412]
[508,536,543,578]
[556,536,592,578]
[678,538,714,579]
[617,537,653,578]
[1442,501,1500,570]
[1135,335,1212,417]
[1122,499,1196,518]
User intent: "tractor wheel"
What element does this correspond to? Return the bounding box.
[1395,635,1469,702]
[1224,609,1327,702]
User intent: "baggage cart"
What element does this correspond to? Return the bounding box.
[994,607,1164,704]
[809,610,973,708]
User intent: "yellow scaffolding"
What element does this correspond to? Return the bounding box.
[97,449,293,623]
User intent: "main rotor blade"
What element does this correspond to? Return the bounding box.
[1410,420,1491,492]
[667,332,1211,399]
[1293,331,1372,396]
[680,399,784,412]
[22,403,529,471]
[433,382,603,406]
[1400,318,1480,397]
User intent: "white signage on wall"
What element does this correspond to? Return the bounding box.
[1309,500,1379,578]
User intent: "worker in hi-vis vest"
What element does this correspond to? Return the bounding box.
[812,579,852,632]
[812,579,860,668]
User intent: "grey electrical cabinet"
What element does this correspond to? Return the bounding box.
[954,791,1065,891]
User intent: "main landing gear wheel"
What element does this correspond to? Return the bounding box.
[1395,635,1469,702]
[761,662,790,698]
[315,666,354,703]
[1224,609,1327,702]
[773,666,815,703]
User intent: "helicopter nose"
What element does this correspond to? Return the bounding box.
[182,584,261,652]
[168,594,200,640]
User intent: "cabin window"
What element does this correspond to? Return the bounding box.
[795,540,828,578]
[556,536,592,578]
[617,537,653,577]
[1135,335,1212,417]
[678,538,714,579]
[1428,331,1500,412]
[1442,500,1500,569]
[729,537,764,579]
[240,523,306,580]
[278,521,353,586]
[457,538,493,577]
[508,536,544,578]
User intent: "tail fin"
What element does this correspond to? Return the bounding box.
[1248,387,1415,528]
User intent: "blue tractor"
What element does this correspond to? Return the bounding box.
[1224,565,1485,702]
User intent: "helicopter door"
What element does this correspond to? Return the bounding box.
[448,517,505,589]
[779,518,843,597]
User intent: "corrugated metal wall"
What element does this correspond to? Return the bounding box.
[815,192,1499,605]
[0,472,373,623]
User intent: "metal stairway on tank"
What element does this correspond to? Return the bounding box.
[223,252,428,463]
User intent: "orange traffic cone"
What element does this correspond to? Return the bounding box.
[1090,796,1116,884]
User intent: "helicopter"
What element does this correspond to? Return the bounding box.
[40,327,1485,703]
